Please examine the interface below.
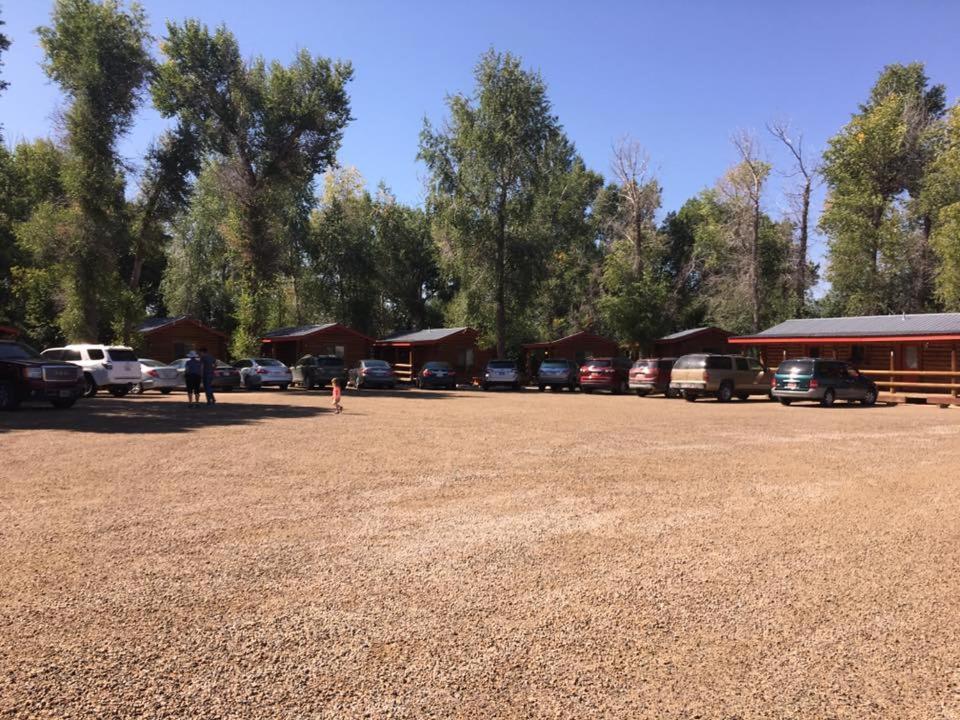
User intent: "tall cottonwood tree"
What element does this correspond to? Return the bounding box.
[820,63,946,315]
[923,104,960,309]
[153,19,353,354]
[24,0,151,341]
[420,49,582,356]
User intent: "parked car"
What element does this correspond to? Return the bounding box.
[416,361,456,390]
[292,355,347,390]
[482,359,526,391]
[579,357,632,394]
[670,354,773,402]
[0,339,84,410]
[41,344,142,397]
[169,358,243,391]
[772,358,879,407]
[234,358,292,390]
[629,357,677,397]
[534,358,580,392]
[132,358,179,394]
[349,359,397,390]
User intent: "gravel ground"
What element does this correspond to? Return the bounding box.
[1,388,959,719]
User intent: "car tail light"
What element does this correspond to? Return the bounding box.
[702,371,710,382]
[809,378,819,389]
[256,368,268,374]
[770,376,776,387]
[423,369,433,377]
[148,369,159,378]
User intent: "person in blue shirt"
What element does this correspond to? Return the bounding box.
[199,347,217,405]
[184,351,202,406]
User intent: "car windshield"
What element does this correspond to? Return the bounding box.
[424,362,451,370]
[778,360,815,375]
[488,360,516,369]
[318,357,344,367]
[107,348,137,361]
[0,342,40,360]
[632,359,654,369]
[139,359,165,367]
[674,355,707,370]
[255,358,284,367]
[169,359,186,368]
[540,361,568,369]
[215,361,233,369]
[363,360,388,368]
[586,359,611,368]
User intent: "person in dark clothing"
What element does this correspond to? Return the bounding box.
[199,347,216,405]
[184,351,202,406]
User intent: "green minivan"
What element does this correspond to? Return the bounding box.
[772,358,879,407]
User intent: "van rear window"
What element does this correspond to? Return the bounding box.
[778,360,814,374]
[107,348,137,361]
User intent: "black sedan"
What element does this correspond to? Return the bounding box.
[416,361,457,390]
[349,359,397,389]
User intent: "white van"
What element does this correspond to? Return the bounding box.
[41,344,142,397]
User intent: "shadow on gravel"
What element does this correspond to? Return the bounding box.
[0,398,327,435]
[287,387,475,400]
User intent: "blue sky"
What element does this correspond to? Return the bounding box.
[2,1,959,281]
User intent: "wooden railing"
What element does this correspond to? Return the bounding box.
[393,362,413,382]
[859,369,960,395]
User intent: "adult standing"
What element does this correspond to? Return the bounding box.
[199,347,217,405]
[184,351,202,407]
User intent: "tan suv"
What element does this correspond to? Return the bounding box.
[669,354,773,402]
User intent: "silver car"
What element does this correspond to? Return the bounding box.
[481,359,526,391]
[234,357,292,390]
[133,358,179,394]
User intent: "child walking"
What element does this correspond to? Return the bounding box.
[331,377,343,414]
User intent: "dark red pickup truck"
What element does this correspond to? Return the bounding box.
[0,340,85,410]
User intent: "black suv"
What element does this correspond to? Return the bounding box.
[291,355,347,390]
[0,340,85,410]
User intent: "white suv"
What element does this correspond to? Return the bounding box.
[41,344,142,397]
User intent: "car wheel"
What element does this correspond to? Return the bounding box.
[683,391,698,402]
[779,398,792,406]
[109,385,130,398]
[83,374,98,398]
[569,383,578,392]
[304,377,315,391]
[50,397,76,409]
[717,382,733,403]
[481,383,489,391]
[160,388,172,395]
[614,380,627,395]
[636,389,650,397]
[130,382,144,395]
[820,388,836,407]
[538,385,545,392]
[666,388,679,399]
[0,382,20,411]
[736,392,749,401]
[861,388,878,406]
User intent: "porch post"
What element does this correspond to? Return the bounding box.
[889,349,896,395]
[952,344,957,399]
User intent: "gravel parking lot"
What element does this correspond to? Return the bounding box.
[2,389,959,719]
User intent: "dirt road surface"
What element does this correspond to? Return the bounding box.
[2,389,959,718]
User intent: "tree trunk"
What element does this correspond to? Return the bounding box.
[495,208,507,358]
[795,179,811,316]
[751,181,761,334]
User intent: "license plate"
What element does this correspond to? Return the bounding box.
[59,390,73,398]
[786,383,798,390]
[675,383,697,389]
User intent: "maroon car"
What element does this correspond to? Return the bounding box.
[0,340,85,410]
[629,357,677,397]
[579,357,632,394]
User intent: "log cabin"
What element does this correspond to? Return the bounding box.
[259,323,373,368]
[137,317,230,363]
[373,327,489,383]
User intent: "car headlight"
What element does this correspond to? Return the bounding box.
[24,367,43,380]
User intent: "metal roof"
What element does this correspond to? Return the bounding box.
[743,313,960,339]
[657,327,731,342]
[261,323,337,339]
[377,327,471,344]
[138,316,188,333]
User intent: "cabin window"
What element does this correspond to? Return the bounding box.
[904,346,920,370]
[335,345,345,358]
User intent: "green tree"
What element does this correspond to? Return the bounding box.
[152,19,353,355]
[923,104,960,308]
[820,63,946,315]
[419,49,583,356]
[28,0,151,341]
